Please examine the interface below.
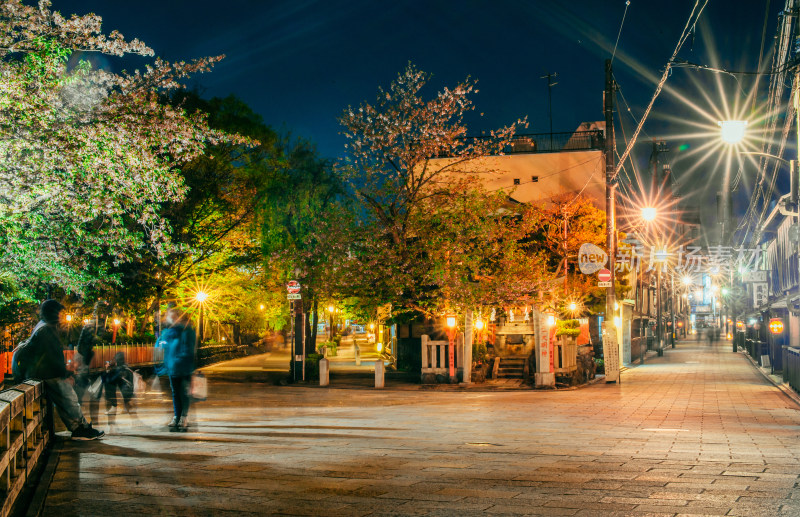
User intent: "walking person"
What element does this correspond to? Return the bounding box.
[161,308,196,432]
[73,318,101,425]
[102,352,135,417]
[14,300,104,440]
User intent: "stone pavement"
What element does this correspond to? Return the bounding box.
[37,339,800,516]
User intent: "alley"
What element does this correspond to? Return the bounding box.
[40,340,800,516]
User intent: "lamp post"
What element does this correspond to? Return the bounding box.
[446,313,457,383]
[112,317,120,344]
[196,290,208,345]
[720,119,799,356]
[328,305,335,341]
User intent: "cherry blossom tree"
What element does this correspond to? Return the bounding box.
[337,63,552,318]
[0,0,243,296]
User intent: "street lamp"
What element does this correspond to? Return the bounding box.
[641,206,657,222]
[682,276,692,286]
[718,120,747,144]
[196,291,208,343]
[112,317,121,344]
[445,313,457,383]
[328,305,335,341]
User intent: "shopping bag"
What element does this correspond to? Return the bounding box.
[87,376,102,399]
[133,371,146,395]
[190,372,207,401]
[149,374,161,394]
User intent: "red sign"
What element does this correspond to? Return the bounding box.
[287,280,301,294]
[597,269,611,282]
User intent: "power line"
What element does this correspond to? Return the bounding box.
[613,0,709,181]
[611,0,631,65]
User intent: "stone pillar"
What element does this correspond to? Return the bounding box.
[375,360,384,388]
[534,310,555,388]
[319,358,329,387]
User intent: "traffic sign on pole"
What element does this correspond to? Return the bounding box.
[287,280,301,294]
[598,269,612,282]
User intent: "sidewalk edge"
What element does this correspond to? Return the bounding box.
[740,351,800,409]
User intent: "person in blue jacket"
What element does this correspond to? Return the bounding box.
[161,307,196,432]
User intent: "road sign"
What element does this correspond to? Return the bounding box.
[597,268,612,282]
[287,280,301,294]
[578,243,608,274]
[287,293,301,300]
[598,281,612,288]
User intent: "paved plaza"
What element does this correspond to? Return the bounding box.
[37,339,800,516]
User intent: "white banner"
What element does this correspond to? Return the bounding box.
[602,321,619,383]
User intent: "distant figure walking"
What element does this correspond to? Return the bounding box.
[707,328,714,346]
[161,308,196,432]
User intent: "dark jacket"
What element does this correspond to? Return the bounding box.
[103,352,134,396]
[162,323,196,377]
[25,321,68,380]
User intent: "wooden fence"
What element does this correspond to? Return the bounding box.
[0,380,51,517]
[421,334,464,381]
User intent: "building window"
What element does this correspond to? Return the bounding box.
[531,176,539,182]
[513,178,520,185]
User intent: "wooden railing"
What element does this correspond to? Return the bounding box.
[421,334,464,381]
[553,338,577,374]
[0,380,51,517]
[786,347,800,394]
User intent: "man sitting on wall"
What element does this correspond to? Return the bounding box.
[14,300,104,441]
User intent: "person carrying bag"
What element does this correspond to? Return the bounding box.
[161,307,196,432]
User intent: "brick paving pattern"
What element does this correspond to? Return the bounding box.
[41,340,800,516]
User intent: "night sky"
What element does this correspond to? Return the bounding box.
[56,0,778,221]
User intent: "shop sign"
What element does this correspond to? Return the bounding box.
[752,283,768,308]
[742,271,767,283]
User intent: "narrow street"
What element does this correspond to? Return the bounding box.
[40,339,800,516]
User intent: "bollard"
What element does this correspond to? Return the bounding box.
[355,344,361,366]
[374,360,384,388]
[319,358,329,386]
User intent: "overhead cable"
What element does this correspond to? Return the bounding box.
[613,0,709,181]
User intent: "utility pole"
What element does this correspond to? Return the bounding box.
[563,213,568,294]
[542,72,558,150]
[603,59,619,382]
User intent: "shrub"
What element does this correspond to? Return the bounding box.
[472,342,488,365]
[305,353,324,379]
[555,319,581,338]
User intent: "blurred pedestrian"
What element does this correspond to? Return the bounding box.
[73,317,101,425]
[14,300,104,440]
[161,308,196,432]
[102,352,135,416]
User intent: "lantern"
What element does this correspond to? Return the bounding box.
[769,318,784,335]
